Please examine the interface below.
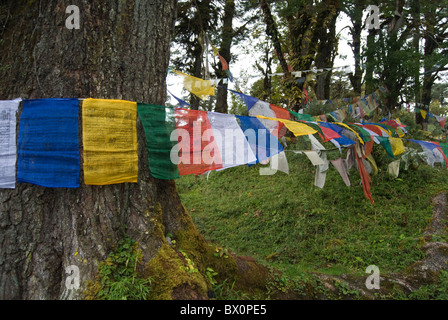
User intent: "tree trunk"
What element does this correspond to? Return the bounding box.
[411,0,421,109]
[0,0,178,300]
[419,4,437,130]
[314,0,339,100]
[347,0,365,96]
[215,0,235,114]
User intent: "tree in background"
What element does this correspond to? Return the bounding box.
[344,0,367,96]
[172,0,219,109]
[172,0,258,113]
[418,2,448,129]
[258,0,341,110]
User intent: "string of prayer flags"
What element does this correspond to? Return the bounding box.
[139,107,263,178]
[17,98,80,188]
[82,99,138,185]
[210,43,234,82]
[414,107,447,128]
[137,104,180,180]
[172,70,216,100]
[0,98,21,189]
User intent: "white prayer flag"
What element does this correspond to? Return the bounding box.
[0,98,21,189]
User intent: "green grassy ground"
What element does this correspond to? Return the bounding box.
[177,138,448,282]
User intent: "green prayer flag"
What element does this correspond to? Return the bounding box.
[439,143,448,167]
[347,124,371,143]
[376,136,394,158]
[137,103,180,180]
[289,110,313,122]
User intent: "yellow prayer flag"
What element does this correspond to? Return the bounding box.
[389,137,405,156]
[366,154,378,175]
[211,44,220,56]
[421,109,427,119]
[82,99,138,185]
[256,116,317,136]
[173,70,215,100]
[396,127,405,138]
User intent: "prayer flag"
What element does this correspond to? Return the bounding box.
[137,103,180,180]
[168,89,192,108]
[0,98,21,189]
[82,99,138,185]
[17,98,80,188]
[173,108,223,176]
[256,115,317,137]
[173,70,216,100]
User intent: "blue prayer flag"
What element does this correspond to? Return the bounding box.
[236,115,283,164]
[226,88,259,111]
[17,98,80,188]
[168,89,192,108]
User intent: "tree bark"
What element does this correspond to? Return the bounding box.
[314,0,340,100]
[347,0,366,96]
[0,0,198,300]
[259,0,290,79]
[214,0,235,114]
[419,4,437,130]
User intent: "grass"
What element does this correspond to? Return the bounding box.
[177,137,448,284]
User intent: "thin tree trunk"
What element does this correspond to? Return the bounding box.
[419,4,437,130]
[259,0,290,79]
[314,0,339,100]
[348,0,365,96]
[215,0,235,114]
[411,0,421,108]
